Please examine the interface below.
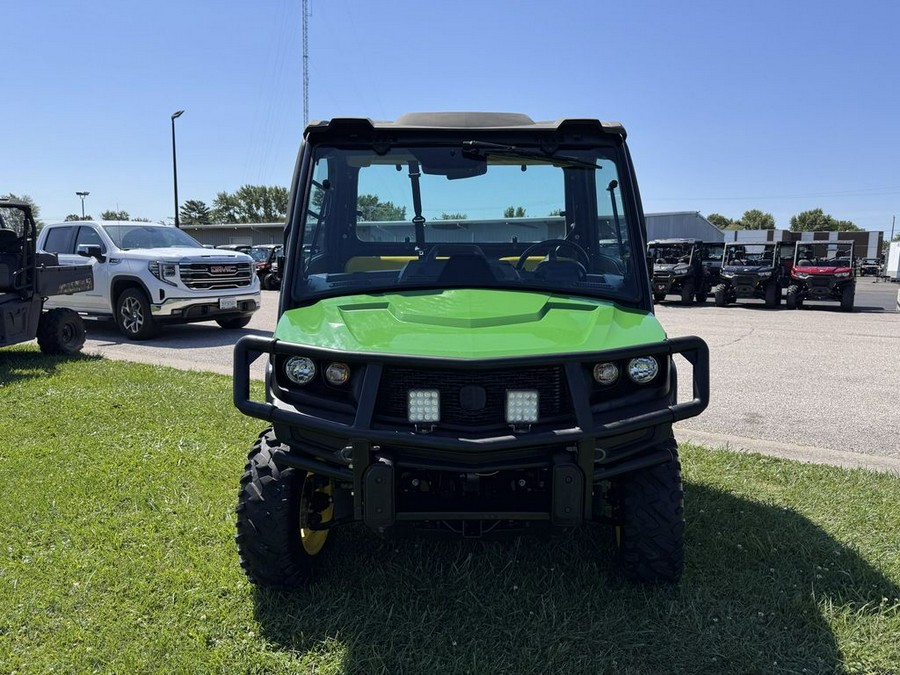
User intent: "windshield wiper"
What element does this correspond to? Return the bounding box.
[461,140,599,170]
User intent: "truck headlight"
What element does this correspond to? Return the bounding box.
[506,390,539,424]
[285,356,316,385]
[834,271,850,278]
[324,362,350,385]
[148,261,178,286]
[627,357,659,384]
[408,389,440,423]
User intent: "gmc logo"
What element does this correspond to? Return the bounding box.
[210,265,237,274]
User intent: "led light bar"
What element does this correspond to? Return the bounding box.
[407,389,440,423]
[506,389,539,424]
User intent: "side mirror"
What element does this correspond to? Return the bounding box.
[77,243,105,262]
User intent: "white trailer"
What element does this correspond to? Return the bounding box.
[886,241,900,281]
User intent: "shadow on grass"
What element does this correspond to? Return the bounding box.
[252,483,899,674]
[0,348,102,386]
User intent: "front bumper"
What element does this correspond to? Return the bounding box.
[233,336,709,527]
[151,292,260,319]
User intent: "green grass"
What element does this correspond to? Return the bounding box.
[1,347,899,674]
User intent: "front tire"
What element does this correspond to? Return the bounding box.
[680,281,694,306]
[235,429,334,589]
[37,308,86,355]
[840,284,855,312]
[653,292,666,303]
[786,284,802,309]
[115,287,159,340]
[713,284,727,307]
[217,316,252,329]
[608,439,684,584]
[764,281,779,308]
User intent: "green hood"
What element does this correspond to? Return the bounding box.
[274,289,665,359]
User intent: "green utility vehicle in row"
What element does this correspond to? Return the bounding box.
[233,113,709,587]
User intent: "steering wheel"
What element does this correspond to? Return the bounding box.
[515,238,590,271]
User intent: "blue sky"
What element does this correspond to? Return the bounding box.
[3,0,899,238]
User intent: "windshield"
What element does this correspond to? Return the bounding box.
[250,247,277,262]
[290,144,640,304]
[648,243,694,265]
[794,242,854,267]
[723,244,775,267]
[103,224,203,249]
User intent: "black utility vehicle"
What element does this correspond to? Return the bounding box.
[232,113,710,588]
[714,242,793,308]
[786,240,856,311]
[249,244,283,290]
[648,239,718,305]
[0,199,93,354]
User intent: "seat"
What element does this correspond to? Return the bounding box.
[798,259,813,267]
[0,229,21,291]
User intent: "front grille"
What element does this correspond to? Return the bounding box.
[808,277,831,288]
[375,365,569,429]
[733,275,755,286]
[180,262,254,289]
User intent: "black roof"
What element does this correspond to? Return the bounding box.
[304,112,626,138]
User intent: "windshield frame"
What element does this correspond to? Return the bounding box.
[284,135,647,309]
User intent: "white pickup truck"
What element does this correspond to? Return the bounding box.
[37,220,261,339]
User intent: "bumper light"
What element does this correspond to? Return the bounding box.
[593,362,619,385]
[506,389,539,425]
[408,389,440,423]
[627,357,659,384]
[285,356,316,385]
[324,362,350,385]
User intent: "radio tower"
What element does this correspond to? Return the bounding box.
[302,0,309,128]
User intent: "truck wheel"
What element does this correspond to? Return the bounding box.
[115,288,159,340]
[680,281,694,306]
[840,285,855,312]
[713,284,727,307]
[36,308,86,355]
[264,273,280,290]
[217,316,252,329]
[235,428,334,589]
[764,281,779,308]
[608,439,684,583]
[786,284,802,309]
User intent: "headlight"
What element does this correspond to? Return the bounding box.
[324,362,350,385]
[794,272,810,279]
[756,268,774,276]
[672,264,689,275]
[627,357,659,384]
[506,390,539,425]
[408,389,440,423]
[148,261,178,286]
[593,362,619,385]
[720,270,734,278]
[834,271,850,278]
[285,356,316,385]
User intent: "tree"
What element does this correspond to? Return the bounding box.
[440,212,468,220]
[706,213,733,229]
[356,194,407,221]
[180,200,212,225]
[100,210,130,221]
[1,193,42,228]
[64,214,93,222]
[790,208,860,232]
[504,206,526,218]
[738,209,776,230]
[212,185,289,223]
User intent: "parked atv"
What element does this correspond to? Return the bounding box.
[232,113,710,588]
[0,199,93,354]
[713,242,793,308]
[785,240,856,311]
[249,244,283,290]
[648,239,717,305]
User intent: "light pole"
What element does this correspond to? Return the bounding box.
[171,110,184,228]
[75,191,89,219]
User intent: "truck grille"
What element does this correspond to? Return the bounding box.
[179,262,254,289]
[375,365,569,429]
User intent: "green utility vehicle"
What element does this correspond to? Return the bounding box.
[233,113,709,587]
